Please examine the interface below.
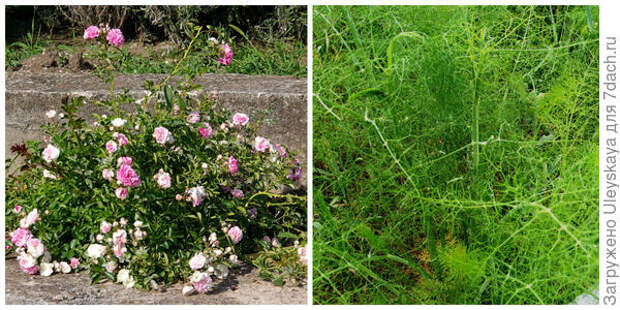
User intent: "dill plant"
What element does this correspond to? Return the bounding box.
[313,5,598,304]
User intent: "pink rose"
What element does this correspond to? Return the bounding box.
[228,156,238,174]
[116,164,141,188]
[106,140,118,153]
[217,43,233,66]
[227,226,243,244]
[254,136,270,152]
[14,205,22,213]
[232,113,249,126]
[17,253,39,275]
[106,28,125,47]
[153,127,174,145]
[154,169,171,189]
[102,169,115,181]
[113,229,127,245]
[113,243,127,258]
[117,157,133,166]
[274,144,288,158]
[187,186,206,207]
[191,272,213,293]
[175,194,183,201]
[115,187,128,200]
[117,133,129,146]
[272,238,280,247]
[263,236,271,243]
[100,221,112,234]
[287,167,303,182]
[42,144,60,163]
[231,189,244,198]
[189,253,207,270]
[83,25,100,39]
[187,112,200,124]
[70,258,80,269]
[198,123,213,139]
[298,247,307,265]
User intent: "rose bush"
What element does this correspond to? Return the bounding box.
[5,24,307,294]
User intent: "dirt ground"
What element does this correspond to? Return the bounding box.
[5,257,307,305]
[9,41,174,73]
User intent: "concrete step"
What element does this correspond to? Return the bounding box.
[5,72,307,175]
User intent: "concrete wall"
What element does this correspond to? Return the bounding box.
[5,72,307,178]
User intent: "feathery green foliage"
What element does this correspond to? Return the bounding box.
[313,5,598,304]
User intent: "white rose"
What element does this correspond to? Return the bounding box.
[189,253,207,270]
[111,118,127,128]
[87,244,106,258]
[124,276,135,288]
[20,253,37,268]
[42,144,60,163]
[133,220,143,228]
[27,240,45,258]
[40,262,54,276]
[182,285,195,296]
[208,232,217,242]
[105,261,117,273]
[229,255,238,265]
[117,268,130,283]
[46,110,56,118]
[60,261,71,274]
[43,169,58,179]
[133,229,146,241]
[20,208,39,228]
[190,271,205,283]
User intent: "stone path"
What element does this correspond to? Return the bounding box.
[5,258,307,305]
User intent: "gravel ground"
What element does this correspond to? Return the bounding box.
[5,257,307,305]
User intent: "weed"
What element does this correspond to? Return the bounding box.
[6,15,46,68]
[313,6,598,304]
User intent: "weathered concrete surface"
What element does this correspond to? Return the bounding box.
[5,72,307,170]
[5,258,306,305]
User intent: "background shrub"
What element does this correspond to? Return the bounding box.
[6,5,307,46]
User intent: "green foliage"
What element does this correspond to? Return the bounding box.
[313,5,598,304]
[252,241,307,286]
[98,39,306,77]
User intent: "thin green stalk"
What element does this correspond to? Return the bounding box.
[156,26,203,91]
